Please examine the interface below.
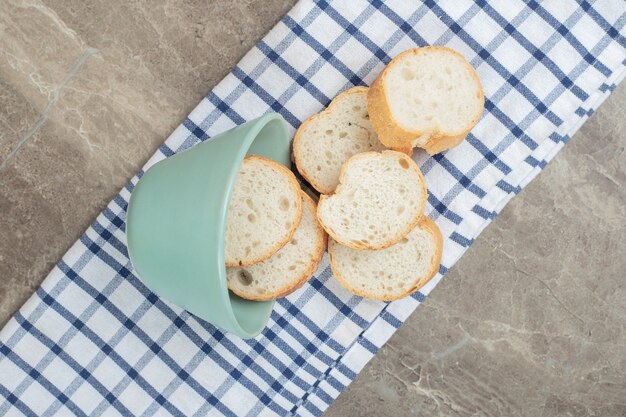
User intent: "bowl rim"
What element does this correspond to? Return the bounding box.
[215,113,287,337]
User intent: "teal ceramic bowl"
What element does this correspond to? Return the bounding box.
[126,113,290,338]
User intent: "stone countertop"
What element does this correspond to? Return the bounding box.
[1,1,624,416]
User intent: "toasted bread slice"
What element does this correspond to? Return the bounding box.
[224,155,302,267]
[368,46,483,155]
[317,150,427,250]
[227,192,326,301]
[293,87,387,194]
[329,216,442,301]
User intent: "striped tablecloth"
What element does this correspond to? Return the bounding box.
[1,1,625,416]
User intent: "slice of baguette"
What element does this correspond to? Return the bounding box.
[317,150,427,250]
[224,155,302,267]
[368,46,484,155]
[293,87,387,194]
[227,192,327,301]
[329,216,442,301]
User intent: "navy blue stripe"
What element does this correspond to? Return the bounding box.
[288,309,395,414]
[56,257,233,417]
[428,194,463,225]
[599,83,617,93]
[167,327,287,417]
[477,0,589,102]
[485,98,538,150]
[113,194,128,211]
[33,287,185,416]
[102,207,126,231]
[206,92,247,125]
[167,329,289,417]
[307,379,336,405]
[103,207,125,231]
[316,1,392,62]
[312,374,345,402]
[254,306,362,405]
[465,134,512,175]
[359,338,379,355]
[0,342,89,417]
[580,0,626,48]
[282,15,364,87]
[13,312,138,417]
[182,118,209,141]
[299,398,323,416]
[334,361,358,382]
[0,382,38,417]
[159,143,175,157]
[426,0,566,128]
[256,40,332,106]
[274,301,358,363]
[528,0,613,77]
[575,106,594,117]
[379,310,402,329]
[74,240,287,417]
[124,177,137,194]
[432,154,487,199]
[450,232,474,248]
[549,132,570,144]
[412,290,427,302]
[369,0,428,46]
[285,281,421,417]
[496,179,522,194]
[529,129,577,170]
[91,217,128,257]
[289,360,340,415]
[525,155,547,169]
[268,308,345,370]
[472,205,498,220]
[244,321,326,395]
[288,296,407,415]
[304,278,369,329]
[245,307,356,399]
[232,66,301,128]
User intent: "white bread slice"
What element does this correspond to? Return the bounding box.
[224,155,302,267]
[227,192,327,301]
[293,87,387,194]
[329,216,442,301]
[368,46,484,155]
[317,150,427,250]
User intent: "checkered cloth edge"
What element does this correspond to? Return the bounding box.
[1,1,625,416]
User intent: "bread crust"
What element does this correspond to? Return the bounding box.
[270,192,327,299]
[224,154,303,267]
[228,192,327,301]
[328,216,443,301]
[368,46,484,155]
[395,216,442,299]
[293,86,372,194]
[317,150,427,250]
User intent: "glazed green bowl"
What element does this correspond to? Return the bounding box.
[126,113,290,338]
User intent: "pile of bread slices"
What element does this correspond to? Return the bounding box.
[225,46,484,302]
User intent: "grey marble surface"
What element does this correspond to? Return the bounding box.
[1,1,624,416]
